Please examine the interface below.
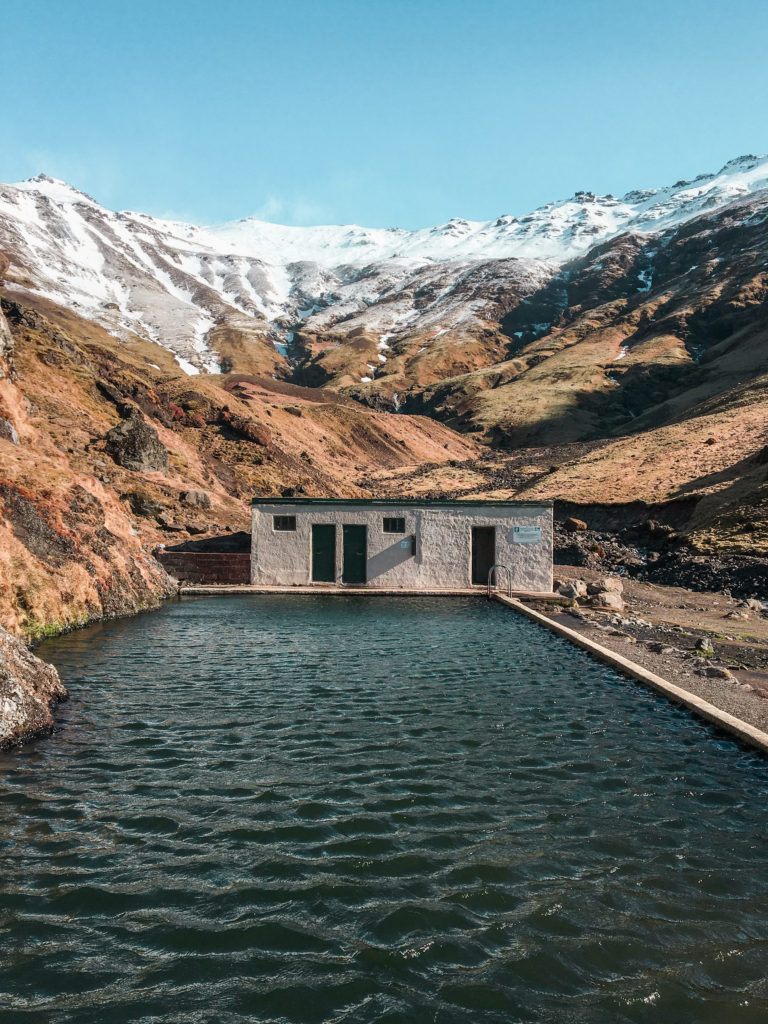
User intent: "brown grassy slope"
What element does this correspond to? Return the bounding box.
[366,374,768,554]
[0,307,174,638]
[395,203,768,447]
[297,323,512,399]
[517,377,768,552]
[0,291,477,637]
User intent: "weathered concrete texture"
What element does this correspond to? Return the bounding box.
[251,501,553,591]
[179,586,563,599]
[0,627,67,750]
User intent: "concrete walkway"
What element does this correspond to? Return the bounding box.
[496,595,768,756]
[179,584,563,600]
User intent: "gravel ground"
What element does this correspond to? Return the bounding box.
[538,566,768,736]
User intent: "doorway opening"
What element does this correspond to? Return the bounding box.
[471,526,496,585]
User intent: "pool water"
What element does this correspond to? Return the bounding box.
[2,595,768,1023]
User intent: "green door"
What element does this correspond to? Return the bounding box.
[311,524,336,582]
[342,524,367,584]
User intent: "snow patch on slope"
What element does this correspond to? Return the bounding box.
[2,155,768,374]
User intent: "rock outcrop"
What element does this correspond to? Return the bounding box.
[0,417,19,444]
[556,575,625,611]
[181,489,211,509]
[564,517,588,533]
[0,626,67,750]
[590,590,625,611]
[105,404,169,472]
[0,311,12,376]
[558,580,587,599]
[0,258,14,379]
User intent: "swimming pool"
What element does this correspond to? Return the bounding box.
[2,595,767,1022]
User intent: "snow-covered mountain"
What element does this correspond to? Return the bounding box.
[1,155,767,374]
[206,153,768,263]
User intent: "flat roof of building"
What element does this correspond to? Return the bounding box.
[251,497,552,508]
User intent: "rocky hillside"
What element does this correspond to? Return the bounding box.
[367,369,768,564]
[1,154,768,635]
[0,281,473,638]
[2,156,767,382]
[399,188,768,445]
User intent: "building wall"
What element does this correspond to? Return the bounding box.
[250,503,552,591]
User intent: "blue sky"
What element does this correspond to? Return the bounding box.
[4,0,768,228]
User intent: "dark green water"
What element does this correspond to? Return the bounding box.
[2,596,768,1023]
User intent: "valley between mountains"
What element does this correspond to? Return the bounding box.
[1,156,767,637]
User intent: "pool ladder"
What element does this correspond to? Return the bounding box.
[487,563,513,599]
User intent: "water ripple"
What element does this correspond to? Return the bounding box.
[2,595,768,1022]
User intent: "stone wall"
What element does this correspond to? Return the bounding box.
[156,551,251,585]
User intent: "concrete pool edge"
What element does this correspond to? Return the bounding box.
[178,585,567,601]
[497,595,768,756]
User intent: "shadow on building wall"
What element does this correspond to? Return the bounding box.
[367,539,414,581]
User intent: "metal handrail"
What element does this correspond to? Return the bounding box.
[487,563,513,598]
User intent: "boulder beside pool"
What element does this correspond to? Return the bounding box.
[556,576,625,611]
[0,626,68,750]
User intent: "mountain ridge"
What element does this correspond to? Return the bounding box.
[2,155,768,637]
[18,153,768,264]
[2,155,767,376]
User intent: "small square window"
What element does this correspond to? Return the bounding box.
[273,515,296,531]
[383,517,406,533]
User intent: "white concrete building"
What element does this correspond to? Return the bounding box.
[250,498,553,592]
